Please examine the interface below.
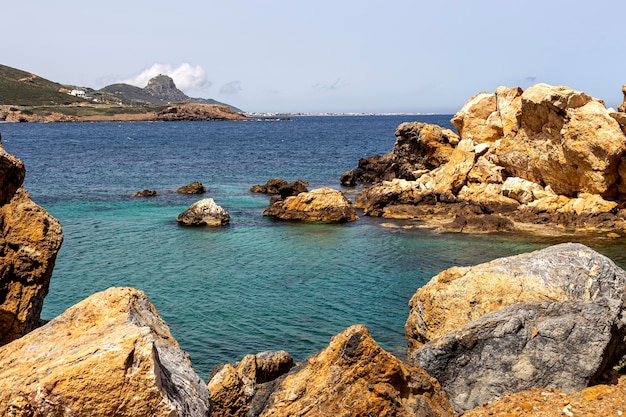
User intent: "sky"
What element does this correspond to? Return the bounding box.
[3,0,625,113]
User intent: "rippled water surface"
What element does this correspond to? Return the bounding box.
[2,116,625,380]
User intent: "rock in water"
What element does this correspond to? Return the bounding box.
[176,181,206,194]
[405,242,626,354]
[410,298,626,413]
[263,187,358,222]
[0,146,63,346]
[0,287,210,416]
[257,325,454,417]
[177,198,230,226]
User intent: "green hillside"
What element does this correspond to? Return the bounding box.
[0,64,82,105]
[98,83,168,105]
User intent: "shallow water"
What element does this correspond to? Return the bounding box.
[2,116,625,380]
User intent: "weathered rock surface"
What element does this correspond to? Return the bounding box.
[176,198,230,226]
[451,86,522,143]
[405,242,626,353]
[0,146,63,346]
[464,373,626,417]
[176,181,206,194]
[0,287,210,416]
[410,298,626,412]
[208,350,295,417]
[263,187,358,222]
[257,325,454,417]
[497,84,626,197]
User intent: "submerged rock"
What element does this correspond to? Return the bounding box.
[263,187,358,222]
[177,198,230,226]
[0,287,210,416]
[176,181,206,194]
[0,146,63,346]
[257,325,454,417]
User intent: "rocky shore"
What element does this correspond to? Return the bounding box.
[4,83,626,416]
[343,83,626,236]
[0,102,247,123]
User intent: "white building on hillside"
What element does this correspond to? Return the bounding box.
[69,89,86,97]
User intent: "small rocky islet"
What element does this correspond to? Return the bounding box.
[2,83,626,415]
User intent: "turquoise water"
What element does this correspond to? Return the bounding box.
[2,116,625,380]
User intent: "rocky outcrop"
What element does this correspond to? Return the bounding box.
[250,178,309,199]
[256,325,454,417]
[0,147,63,346]
[144,74,189,103]
[176,198,230,226]
[263,187,358,222]
[208,351,295,417]
[411,297,626,412]
[340,122,459,186]
[0,287,210,416]
[176,181,206,194]
[156,103,247,121]
[349,83,626,233]
[405,243,626,353]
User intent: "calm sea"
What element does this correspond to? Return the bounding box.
[2,116,625,380]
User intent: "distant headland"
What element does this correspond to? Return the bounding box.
[0,63,246,122]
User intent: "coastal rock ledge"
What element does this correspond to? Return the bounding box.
[0,287,210,416]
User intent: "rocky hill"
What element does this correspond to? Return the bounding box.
[0,64,240,111]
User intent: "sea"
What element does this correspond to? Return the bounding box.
[2,115,626,380]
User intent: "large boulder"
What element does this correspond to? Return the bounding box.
[256,325,454,417]
[263,187,358,222]
[0,146,63,346]
[618,84,626,113]
[405,243,626,354]
[176,198,230,226]
[0,287,210,416]
[497,84,626,197]
[410,297,626,412]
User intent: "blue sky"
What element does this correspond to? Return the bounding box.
[4,0,625,113]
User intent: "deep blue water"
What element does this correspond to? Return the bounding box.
[2,116,625,380]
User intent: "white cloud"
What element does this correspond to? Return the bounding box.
[220,81,242,95]
[122,63,211,92]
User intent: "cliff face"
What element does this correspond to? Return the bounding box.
[0,146,63,346]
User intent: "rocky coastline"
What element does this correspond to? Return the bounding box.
[342,83,626,236]
[3,83,626,415]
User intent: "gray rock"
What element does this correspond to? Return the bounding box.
[410,297,626,413]
[176,198,230,226]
